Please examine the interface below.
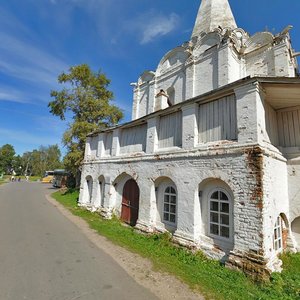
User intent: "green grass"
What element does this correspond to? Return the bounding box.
[52,190,300,300]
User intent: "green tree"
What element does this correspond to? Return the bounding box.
[11,155,23,175]
[21,145,62,177]
[22,151,33,176]
[0,144,16,174]
[46,144,62,171]
[48,64,123,180]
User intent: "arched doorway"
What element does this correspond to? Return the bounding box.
[121,179,140,226]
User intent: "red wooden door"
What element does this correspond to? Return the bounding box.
[121,179,140,226]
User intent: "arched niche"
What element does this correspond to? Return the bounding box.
[243,32,274,54]
[138,71,155,85]
[97,175,105,208]
[193,32,221,57]
[82,175,93,205]
[156,47,189,76]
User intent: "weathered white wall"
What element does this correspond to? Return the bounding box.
[194,47,218,95]
[80,8,300,275]
[288,161,300,222]
[262,154,290,266]
[80,146,283,262]
[132,27,296,121]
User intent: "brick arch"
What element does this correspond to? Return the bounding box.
[153,174,180,190]
[198,176,235,195]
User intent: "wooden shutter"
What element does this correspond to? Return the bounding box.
[277,107,300,147]
[198,95,237,143]
[158,111,182,148]
[120,124,147,154]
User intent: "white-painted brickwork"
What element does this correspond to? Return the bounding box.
[80,0,300,278]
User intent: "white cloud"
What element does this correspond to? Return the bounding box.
[0,32,67,86]
[123,11,180,45]
[140,13,179,44]
[0,91,29,104]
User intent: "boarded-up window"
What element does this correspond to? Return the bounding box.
[104,132,113,156]
[89,137,98,158]
[277,107,300,147]
[198,95,237,143]
[158,111,182,148]
[120,124,147,154]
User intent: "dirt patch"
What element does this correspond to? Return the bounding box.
[46,194,204,300]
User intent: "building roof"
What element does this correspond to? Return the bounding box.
[191,0,237,38]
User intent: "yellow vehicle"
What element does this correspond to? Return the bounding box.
[41,171,54,183]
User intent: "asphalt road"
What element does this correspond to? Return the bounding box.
[0,181,158,300]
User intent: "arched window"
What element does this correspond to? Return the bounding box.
[209,190,231,239]
[163,186,177,224]
[274,216,283,252]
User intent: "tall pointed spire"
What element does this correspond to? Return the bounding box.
[191,0,237,38]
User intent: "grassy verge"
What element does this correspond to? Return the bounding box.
[52,190,300,300]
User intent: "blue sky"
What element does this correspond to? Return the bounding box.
[0,0,300,156]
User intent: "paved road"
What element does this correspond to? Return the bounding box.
[0,182,158,300]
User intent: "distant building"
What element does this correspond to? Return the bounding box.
[79,0,300,278]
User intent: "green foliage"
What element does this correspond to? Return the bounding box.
[48,64,123,176]
[22,144,62,176]
[52,190,300,300]
[0,144,16,174]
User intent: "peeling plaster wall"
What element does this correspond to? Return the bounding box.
[132,34,295,121]
[262,153,289,261]
[79,147,273,260]
[288,161,300,222]
[156,70,186,106]
[80,1,300,277]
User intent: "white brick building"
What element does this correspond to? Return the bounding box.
[79,0,300,277]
